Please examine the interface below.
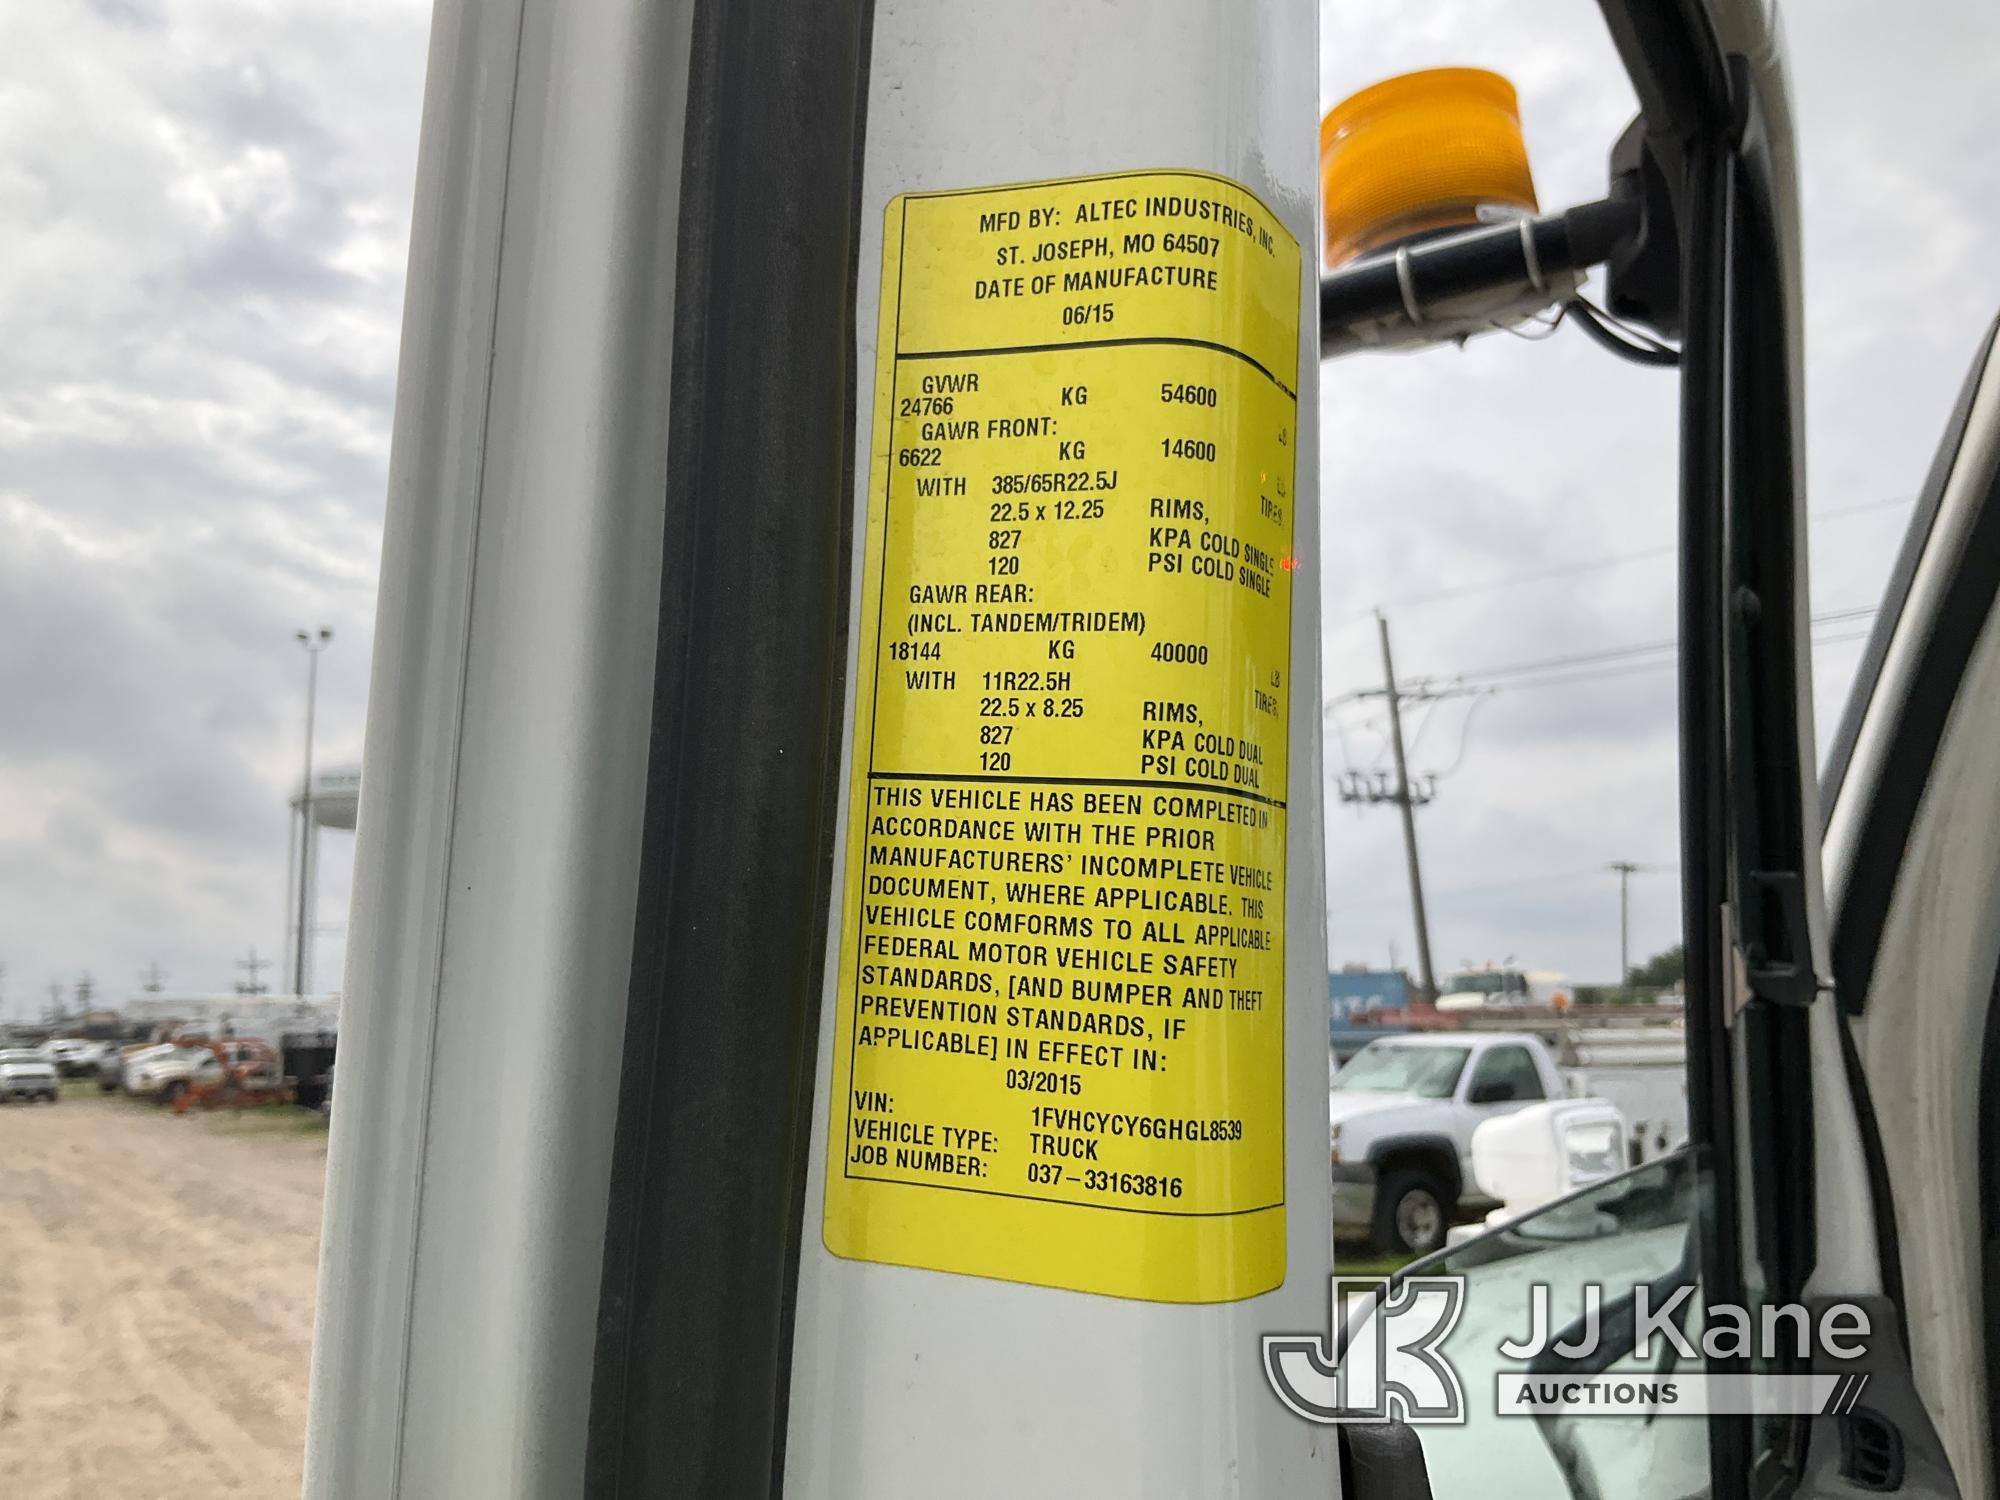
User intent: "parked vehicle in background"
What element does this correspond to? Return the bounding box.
[124,1043,228,1104]
[1329,1032,1569,1253]
[96,1043,143,1092]
[168,1039,293,1113]
[105,1042,165,1093]
[1555,1025,1686,1162]
[39,1038,109,1076]
[0,1049,60,1103]
[1431,965,1570,1011]
[1329,1019,1410,1065]
[1327,1025,1684,1254]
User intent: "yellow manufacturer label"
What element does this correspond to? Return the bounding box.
[824,169,1300,1303]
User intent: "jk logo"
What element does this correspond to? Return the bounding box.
[1263,1276,1467,1424]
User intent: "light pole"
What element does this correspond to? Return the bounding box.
[294,627,333,996]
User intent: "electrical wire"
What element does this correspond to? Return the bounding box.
[1340,544,1676,618]
[1424,623,1876,698]
[1330,609,1881,713]
[1338,497,1912,622]
[1327,702,1359,781]
[1493,305,1567,342]
[1402,604,1878,693]
[1400,695,1441,761]
[1329,864,1646,914]
[1417,634,1685,688]
[1566,293,1681,367]
[1424,690,1493,781]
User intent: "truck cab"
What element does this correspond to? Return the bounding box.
[1433,967,1571,1012]
[1329,1031,1568,1253]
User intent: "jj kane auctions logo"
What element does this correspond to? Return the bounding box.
[1263,1278,1874,1423]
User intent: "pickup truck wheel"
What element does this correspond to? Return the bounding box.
[1374,1169,1451,1256]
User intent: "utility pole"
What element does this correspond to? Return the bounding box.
[293,626,333,996]
[1332,618,1472,1000]
[141,962,168,994]
[236,946,273,997]
[1608,860,1644,989]
[75,972,95,1013]
[1376,612,1436,1001]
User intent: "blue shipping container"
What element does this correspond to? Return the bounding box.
[1328,969,1409,1021]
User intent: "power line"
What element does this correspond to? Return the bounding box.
[1324,615,1878,794]
[1363,540,1675,612]
[1427,692,1493,780]
[1328,706,1359,779]
[1337,604,1879,705]
[1438,604,1878,688]
[1426,634,1684,686]
[1435,623,1876,698]
[1401,694,1442,761]
[1330,863,1677,913]
[1335,495,1915,622]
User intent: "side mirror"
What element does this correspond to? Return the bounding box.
[1469,1081,1514,1104]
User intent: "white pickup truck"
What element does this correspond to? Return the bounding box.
[0,1048,60,1104]
[1328,1029,1684,1254]
[121,1041,241,1102]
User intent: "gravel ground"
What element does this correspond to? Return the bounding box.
[0,1089,326,1497]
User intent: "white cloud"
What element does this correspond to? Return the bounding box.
[0,0,428,1011]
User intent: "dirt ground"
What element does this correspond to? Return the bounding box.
[0,1088,326,1497]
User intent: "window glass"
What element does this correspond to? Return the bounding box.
[1442,972,1506,996]
[1355,1154,1712,1500]
[1469,1044,1545,1102]
[1334,1044,1470,1098]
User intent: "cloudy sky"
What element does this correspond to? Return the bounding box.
[0,0,428,1014]
[0,2,1995,1018]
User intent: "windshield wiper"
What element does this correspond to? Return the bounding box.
[1523,1251,1701,1500]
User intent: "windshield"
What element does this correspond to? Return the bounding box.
[1333,1043,1469,1098]
[1442,971,1520,996]
[0,1050,46,1065]
[1356,1152,1707,1500]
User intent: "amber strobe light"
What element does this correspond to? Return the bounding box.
[1321,68,1539,270]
